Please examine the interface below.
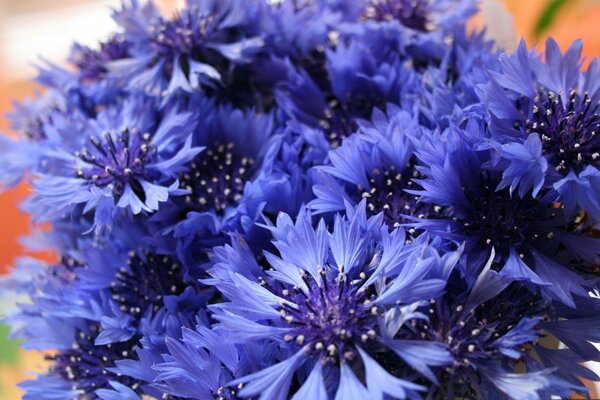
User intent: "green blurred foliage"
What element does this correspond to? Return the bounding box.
[0,323,19,364]
[535,0,569,36]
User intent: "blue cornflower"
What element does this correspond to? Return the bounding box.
[104,293,210,399]
[404,27,498,130]
[311,105,440,225]
[26,94,200,229]
[2,232,209,399]
[69,35,130,82]
[204,203,458,399]
[363,0,476,32]
[261,0,344,59]
[275,26,409,148]
[406,249,600,399]
[480,38,600,220]
[0,84,82,190]
[411,121,599,307]
[1,256,146,399]
[110,0,264,98]
[274,0,485,149]
[154,100,311,265]
[366,0,430,30]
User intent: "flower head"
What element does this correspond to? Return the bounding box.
[366,0,431,30]
[110,0,264,98]
[480,39,600,220]
[1,257,145,399]
[411,121,599,306]
[26,95,200,229]
[69,35,130,82]
[205,203,456,398]
[406,249,600,399]
[1,235,209,399]
[155,101,311,266]
[311,105,439,225]
[363,0,477,31]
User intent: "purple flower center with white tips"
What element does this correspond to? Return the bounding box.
[321,98,387,149]
[179,142,255,215]
[276,269,378,364]
[76,128,156,198]
[110,250,186,318]
[366,0,431,31]
[525,89,600,172]
[357,163,439,226]
[150,5,224,57]
[47,323,141,397]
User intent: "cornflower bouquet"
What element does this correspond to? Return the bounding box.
[3,0,600,399]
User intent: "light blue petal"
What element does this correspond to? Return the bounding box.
[334,362,370,400]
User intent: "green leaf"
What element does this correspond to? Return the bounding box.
[534,0,569,37]
[0,323,20,364]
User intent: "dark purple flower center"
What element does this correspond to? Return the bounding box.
[49,256,80,283]
[319,100,356,149]
[150,5,229,58]
[179,142,255,215]
[110,250,186,318]
[76,128,156,199]
[413,289,543,396]
[151,17,204,56]
[460,172,552,252]
[366,0,431,31]
[47,323,141,398]
[524,89,600,173]
[277,270,378,364]
[357,163,439,226]
[71,36,130,81]
[321,98,387,149]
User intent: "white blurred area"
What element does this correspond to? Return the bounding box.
[0,0,180,82]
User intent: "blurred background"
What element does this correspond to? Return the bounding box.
[1,0,600,397]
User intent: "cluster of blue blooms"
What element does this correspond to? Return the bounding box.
[3,0,600,399]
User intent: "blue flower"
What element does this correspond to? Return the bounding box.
[366,0,431,30]
[110,0,264,98]
[480,38,600,220]
[403,248,597,398]
[411,121,599,306]
[25,95,200,230]
[152,323,272,399]
[69,35,130,82]
[275,23,411,148]
[153,100,311,266]
[1,230,210,399]
[404,27,497,130]
[363,0,477,32]
[204,203,456,398]
[1,256,147,398]
[262,0,344,58]
[311,105,440,225]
